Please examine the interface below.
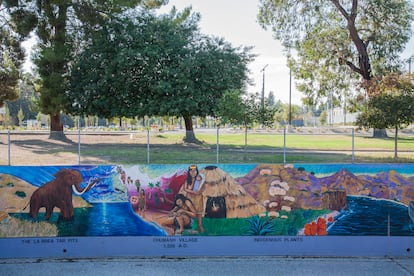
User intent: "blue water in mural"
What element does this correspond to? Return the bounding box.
[10,202,167,236]
[328,196,414,236]
[87,203,166,236]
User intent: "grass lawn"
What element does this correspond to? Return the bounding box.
[1,130,413,165]
[76,131,413,164]
[182,132,414,151]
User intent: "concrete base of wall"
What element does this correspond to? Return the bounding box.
[1,236,413,259]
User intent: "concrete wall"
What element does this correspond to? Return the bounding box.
[0,163,413,258]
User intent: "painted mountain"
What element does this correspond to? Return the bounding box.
[237,164,414,214]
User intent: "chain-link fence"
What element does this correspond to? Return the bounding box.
[0,127,413,165]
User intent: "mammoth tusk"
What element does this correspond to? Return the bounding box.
[72,178,100,196]
[72,185,87,195]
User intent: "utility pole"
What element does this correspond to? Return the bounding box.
[261,64,268,109]
[289,66,292,126]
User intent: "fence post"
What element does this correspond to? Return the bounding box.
[147,128,150,164]
[7,130,10,166]
[352,128,355,164]
[216,127,219,164]
[78,127,81,165]
[283,127,286,164]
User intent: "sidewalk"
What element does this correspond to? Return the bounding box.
[1,256,414,276]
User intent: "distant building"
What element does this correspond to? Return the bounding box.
[291,118,304,127]
[327,107,360,125]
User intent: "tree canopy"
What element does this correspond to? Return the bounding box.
[68,9,254,142]
[356,73,414,158]
[216,90,276,128]
[0,0,36,106]
[2,0,165,138]
[258,0,414,106]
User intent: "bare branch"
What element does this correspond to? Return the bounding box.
[330,0,349,20]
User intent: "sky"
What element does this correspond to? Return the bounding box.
[159,0,414,105]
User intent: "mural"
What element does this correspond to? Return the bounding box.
[0,164,413,238]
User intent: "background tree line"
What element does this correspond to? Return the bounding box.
[1,1,413,151]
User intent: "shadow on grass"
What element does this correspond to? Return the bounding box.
[11,139,77,154]
[4,136,414,165]
[74,143,414,164]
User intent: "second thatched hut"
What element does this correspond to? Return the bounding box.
[199,166,265,218]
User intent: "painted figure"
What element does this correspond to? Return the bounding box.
[179,164,205,233]
[160,194,197,235]
[137,189,146,218]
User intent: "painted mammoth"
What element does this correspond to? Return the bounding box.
[30,169,97,220]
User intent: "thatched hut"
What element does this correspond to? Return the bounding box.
[200,166,266,218]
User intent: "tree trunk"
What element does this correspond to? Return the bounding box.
[183,115,200,144]
[373,128,388,138]
[49,113,67,141]
[334,0,372,81]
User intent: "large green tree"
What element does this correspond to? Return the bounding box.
[258,0,413,136]
[0,49,19,106]
[68,10,253,142]
[356,73,414,159]
[3,0,164,139]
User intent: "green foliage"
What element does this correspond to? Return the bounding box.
[195,209,330,236]
[245,215,275,236]
[3,1,163,132]
[357,74,414,130]
[15,190,26,198]
[215,90,251,126]
[68,9,253,129]
[8,74,40,121]
[2,105,12,127]
[216,90,277,127]
[0,52,20,106]
[0,18,23,106]
[10,9,38,37]
[0,2,39,107]
[199,217,248,235]
[17,107,24,126]
[215,90,277,148]
[356,73,414,158]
